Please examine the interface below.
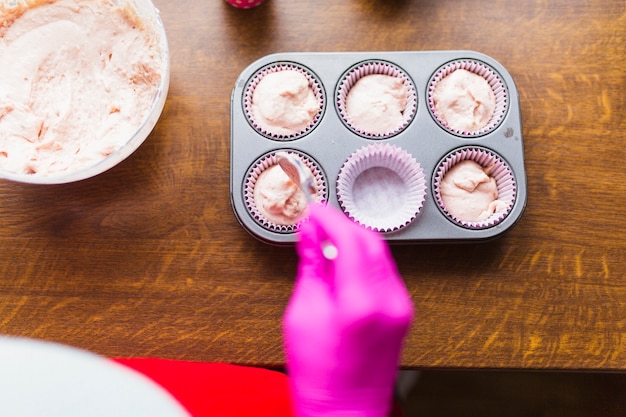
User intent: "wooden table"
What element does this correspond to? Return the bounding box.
[1,0,624,371]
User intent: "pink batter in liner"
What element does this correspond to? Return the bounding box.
[434,147,516,229]
[432,69,496,132]
[439,160,506,222]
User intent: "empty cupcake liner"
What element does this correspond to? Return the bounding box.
[336,60,418,139]
[244,150,328,233]
[336,143,426,232]
[433,147,516,229]
[243,63,325,141]
[427,59,508,137]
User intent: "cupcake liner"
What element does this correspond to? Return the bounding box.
[336,143,426,232]
[433,147,516,229]
[243,63,325,141]
[244,150,328,233]
[336,60,417,139]
[427,59,508,137]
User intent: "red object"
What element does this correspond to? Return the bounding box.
[224,0,266,9]
[113,358,293,417]
[113,358,404,417]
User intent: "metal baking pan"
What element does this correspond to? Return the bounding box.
[230,50,527,245]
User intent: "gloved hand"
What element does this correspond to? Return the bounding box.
[283,203,414,417]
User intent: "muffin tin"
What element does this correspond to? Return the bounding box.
[230,50,527,244]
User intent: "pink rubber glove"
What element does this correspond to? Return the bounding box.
[283,204,414,417]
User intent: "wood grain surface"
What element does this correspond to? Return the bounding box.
[0,0,624,370]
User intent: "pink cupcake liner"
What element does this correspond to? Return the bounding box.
[244,150,327,233]
[427,59,508,137]
[433,147,516,229]
[243,63,325,141]
[336,143,426,233]
[336,60,417,139]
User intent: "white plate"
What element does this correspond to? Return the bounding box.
[0,336,189,417]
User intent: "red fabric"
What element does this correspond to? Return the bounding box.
[113,358,404,417]
[113,358,294,417]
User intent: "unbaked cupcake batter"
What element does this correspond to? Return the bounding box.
[250,69,319,136]
[253,164,308,225]
[432,69,495,132]
[440,160,506,222]
[345,74,408,134]
[0,0,162,176]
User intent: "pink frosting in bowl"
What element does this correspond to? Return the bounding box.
[0,0,169,184]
